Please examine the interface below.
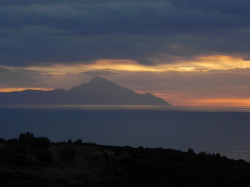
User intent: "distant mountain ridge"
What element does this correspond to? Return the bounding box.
[0,77,170,105]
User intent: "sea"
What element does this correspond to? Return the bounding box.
[1,105,250,161]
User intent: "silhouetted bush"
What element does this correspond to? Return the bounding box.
[67,139,73,144]
[73,138,83,144]
[18,132,51,150]
[187,148,195,155]
[0,144,37,168]
[0,138,5,143]
[18,132,34,145]
[214,153,222,159]
[198,151,207,159]
[6,138,19,146]
[1,133,53,166]
[10,154,36,168]
[137,146,144,150]
[222,155,228,160]
[84,142,97,146]
[60,147,76,162]
[31,137,50,150]
[2,142,27,157]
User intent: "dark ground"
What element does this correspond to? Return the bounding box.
[0,133,250,187]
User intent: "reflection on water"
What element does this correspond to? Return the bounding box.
[1,105,250,160]
[2,105,250,112]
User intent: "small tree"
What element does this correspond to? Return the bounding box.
[73,139,83,144]
[187,148,195,155]
[67,139,73,144]
[0,138,5,143]
[31,137,51,150]
[18,132,34,145]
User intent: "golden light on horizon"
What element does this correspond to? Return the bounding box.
[20,55,250,76]
[148,91,250,107]
[2,55,250,107]
[188,98,250,107]
[0,88,53,92]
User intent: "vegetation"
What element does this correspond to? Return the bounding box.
[0,133,250,186]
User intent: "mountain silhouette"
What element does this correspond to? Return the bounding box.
[0,76,170,105]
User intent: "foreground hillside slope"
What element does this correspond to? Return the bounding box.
[0,133,250,187]
[0,77,169,105]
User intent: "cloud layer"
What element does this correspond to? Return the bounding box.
[1,0,250,66]
[1,0,250,106]
[2,62,250,106]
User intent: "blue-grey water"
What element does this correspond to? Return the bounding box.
[1,105,250,160]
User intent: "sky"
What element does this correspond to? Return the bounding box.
[1,0,250,106]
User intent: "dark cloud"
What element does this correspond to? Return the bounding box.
[0,66,87,88]
[0,0,250,66]
[0,67,45,87]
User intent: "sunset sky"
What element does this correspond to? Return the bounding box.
[1,0,250,106]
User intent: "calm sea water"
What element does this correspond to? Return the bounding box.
[1,105,250,160]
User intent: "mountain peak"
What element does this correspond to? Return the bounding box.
[88,76,114,85]
[0,76,170,105]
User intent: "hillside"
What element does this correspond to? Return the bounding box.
[0,133,250,186]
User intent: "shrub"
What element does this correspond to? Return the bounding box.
[187,148,195,155]
[67,139,73,144]
[73,139,83,144]
[31,137,50,150]
[0,138,5,143]
[18,132,51,150]
[6,138,19,146]
[2,142,27,157]
[18,132,34,145]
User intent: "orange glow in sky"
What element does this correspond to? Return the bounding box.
[22,55,250,75]
[2,55,250,107]
[182,98,250,107]
[0,88,53,92]
[151,92,250,107]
